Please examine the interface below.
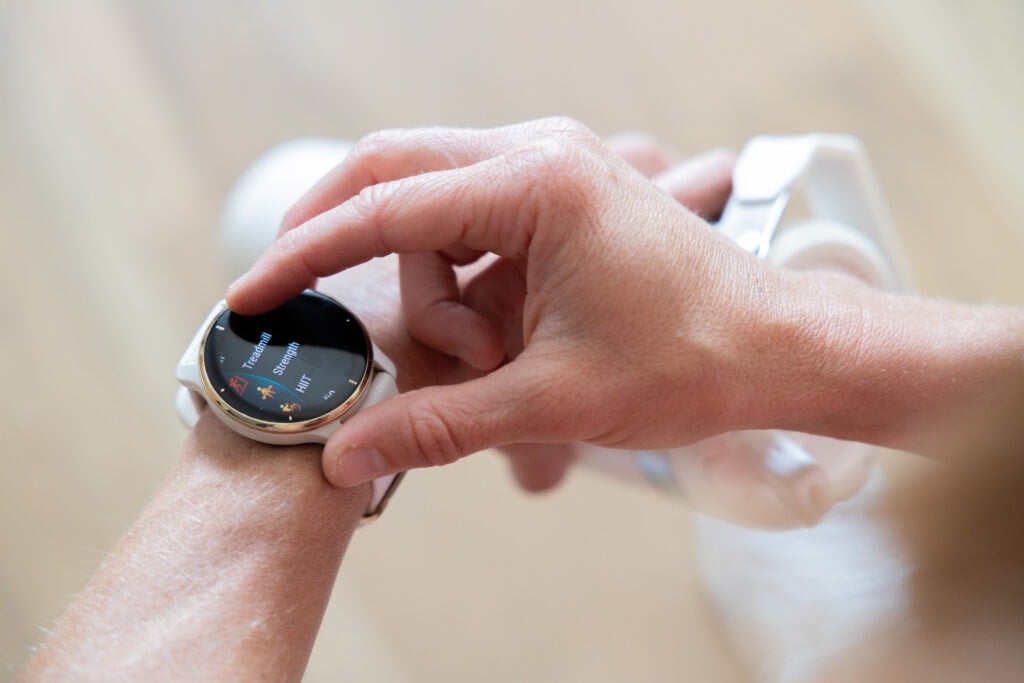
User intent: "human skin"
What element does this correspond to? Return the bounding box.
[225,117,1024,489]
[17,135,732,681]
[15,242,473,681]
[15,253,462,681]
[17,415,369,683]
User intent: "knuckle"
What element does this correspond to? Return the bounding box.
[535,116,600,147]
[406,399,468,468]
[418,127,469,167]
[520,137,597,216]
[274,226,321,278]
[350,129,409,180]
[358,127,466,172]
[348,183,395,254]
[354,129,404,160]
[478,137,596,260]
[280,205,306,232]
[522,138,582,182]
[350,182,384,216]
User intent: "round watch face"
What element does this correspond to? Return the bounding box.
[201,291,371,427]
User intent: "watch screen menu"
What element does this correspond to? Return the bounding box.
[203,291,370,424]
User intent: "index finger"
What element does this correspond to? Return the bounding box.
[225,151,544,314]
[280,119,595,235]
[279,126,490,235]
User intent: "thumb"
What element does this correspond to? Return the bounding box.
[322,363,552,488]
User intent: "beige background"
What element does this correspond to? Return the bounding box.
[1,1,1022,681]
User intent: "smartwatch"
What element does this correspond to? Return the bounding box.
[176,289,403,521]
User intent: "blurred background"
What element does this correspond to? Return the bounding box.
[1,1,1022,681]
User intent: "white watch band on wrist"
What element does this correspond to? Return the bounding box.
[175,294,403,522]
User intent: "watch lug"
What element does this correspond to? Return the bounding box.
[176,387,204,427]
[371,342,396,377]
[360,472,405,523]
[717,192,790,258]
[177,300,229,373]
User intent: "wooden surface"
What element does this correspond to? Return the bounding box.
[1,1,1021,681]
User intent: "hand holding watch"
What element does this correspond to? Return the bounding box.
[185,125,905,530]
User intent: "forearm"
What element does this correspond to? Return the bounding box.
[762,270,1024,451]
[19,413,369,682]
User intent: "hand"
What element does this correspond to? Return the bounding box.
[465,131,736,492]
[310,130,737,491]
[226,117,832,488]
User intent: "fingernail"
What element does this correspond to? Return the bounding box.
[332,445,387,487]
[462,348,489,371]
[462,341,504,372]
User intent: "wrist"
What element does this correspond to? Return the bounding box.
[758,269,875,436]
[740,269,1024,447]
[711,266,853,435]
[176,413,372,528]
[20,414,370,682]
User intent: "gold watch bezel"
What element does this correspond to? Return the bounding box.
[197,295,374,435]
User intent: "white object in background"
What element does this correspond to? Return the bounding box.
[695,469,910,683]
[692,134,912,683]
[220,138,354,280]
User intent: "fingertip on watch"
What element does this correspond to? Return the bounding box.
[224,274,253,312]
[225,272,277,315]
[325,444,389,488]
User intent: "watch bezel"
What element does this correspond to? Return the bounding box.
[197,293,375,435]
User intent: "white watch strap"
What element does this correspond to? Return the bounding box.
[717,133,908,292]
[360,369,404,522]
[176,385,203,428]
